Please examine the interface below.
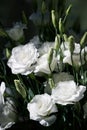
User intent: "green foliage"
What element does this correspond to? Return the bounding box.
[0,28,8,37]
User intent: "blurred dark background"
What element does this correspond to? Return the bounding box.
[0,0,87,29]
[0,0,37,39]
[0,0,87,40]
[0,0,33,27]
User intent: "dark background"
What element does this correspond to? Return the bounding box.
[0,0,87,36]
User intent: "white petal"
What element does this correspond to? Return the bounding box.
[0,82,5,95]
[39,115,57,126]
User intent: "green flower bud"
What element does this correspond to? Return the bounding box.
[63,34,68,42]
[59,18,64,34]
[68,36,75,53]
[14,79,26,99]
[51,10,56,28]
[80,32,87,48]
[48,48,54,66]
[66,4,72,16]
[48,78,55,89]
[41,1,46,14]
[5,48,10,59]
[54,34,60,51]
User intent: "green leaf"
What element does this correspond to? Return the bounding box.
[80,32,87,48]
[14,79,26,99]
[28,88,34,101]
[22,11,28,25]
[0,28,8,37]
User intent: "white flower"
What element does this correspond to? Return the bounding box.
[61,42,69,51]
[0,82,5,105]
[0,127,3,130]
[27,93,58,126]
[61,42,80,53]
[0,100,16,129]
[30,35,41,48]
[39,41,54,55]
[62,43,86,66]
[0,83,17,129]
[6,23,26,41]
[53,72,74,83]
[39,115,57,127]
[44,72,74,94]
[51,80,86,105]
[7,43,39,75]
[63,50,81,66]
[34,41,57,75]
[34,53,57,75]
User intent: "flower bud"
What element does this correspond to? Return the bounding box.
[80,32,87,48]
[59,18,64,34]
[48,48,54,66]
[14,80,26,99]
[68,36,75,53]
[51,10,56,28]
[63,34,68,42]
[54,34,60,51]
[41,1,46,14]
[5,48,10,59]
[66,4,72,16]
[48,78,55,89]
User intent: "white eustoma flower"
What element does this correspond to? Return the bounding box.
[39,41,54,55]
[0,127,3,130]
[0,82,5,105]
[7,43,39,75]
[53,72,74,83]
[0,82,17,130]
[0,99,16,129]
[51,80,86,105]
[27,93,58,126]
[6,23,26,41]
[30,35,41,48]
[61,42,69,51]
[34,53,57,75]
[44,72,74,94]
[39,115,57,127]
[62,43,86,66]
[34,41,57,75]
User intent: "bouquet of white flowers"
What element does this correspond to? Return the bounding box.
[0,0,87,130]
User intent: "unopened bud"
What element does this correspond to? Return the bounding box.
[41,1,46,14]
[68,36,75,53]
[54,34,60,51]
[48,78,55,89]
[14,79,26,99]
[80,32,87,48]
[5,48,10,59]
[63,34,68,42]
[51,10,56,28]
[59,18,64,34]
[66,4,72,16]
[48,48,54,65]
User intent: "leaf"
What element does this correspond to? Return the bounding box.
[28,88,34,100]
[0,59,6,76]
[22,11,28,25]
[14,79,26,99]
[0,28,8,37]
